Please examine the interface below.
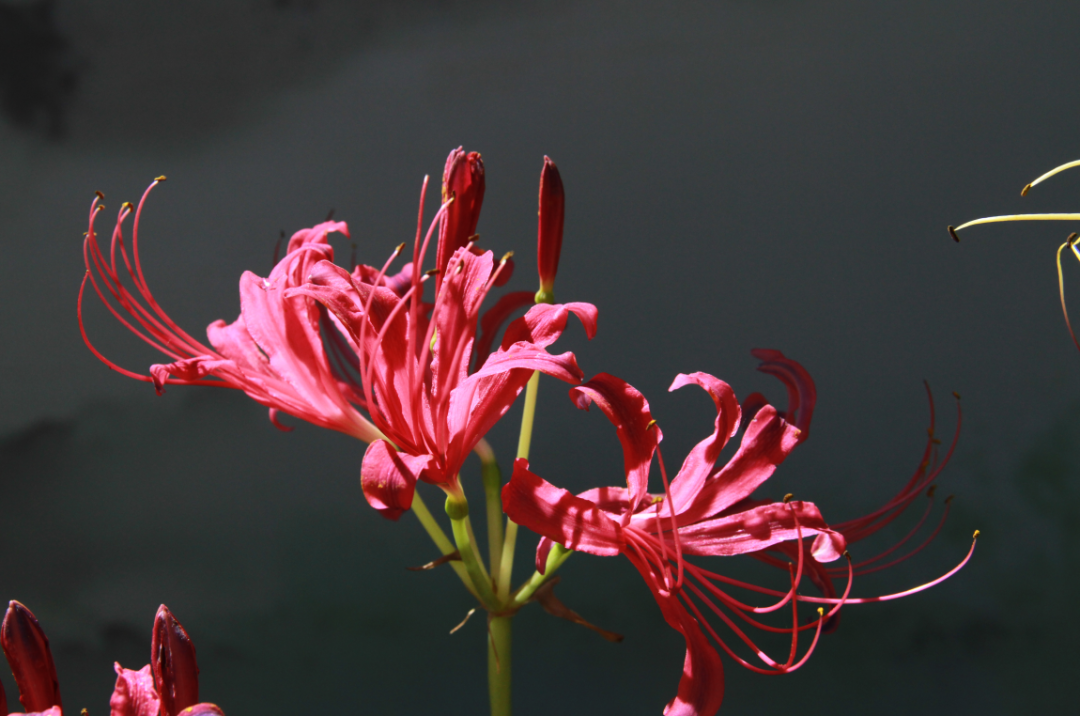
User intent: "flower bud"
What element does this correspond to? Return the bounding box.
[437,147,485,291]
[535,156,564,304]
[0,601,62,714]
[151,606,200,716]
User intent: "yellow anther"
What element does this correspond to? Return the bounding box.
[842,550,851,560]
[973,529,981,539]
[425,268,440,277]
[646,419,658,430]
[1021,184,1032,197]
[783,493,794,503]
[395,242,406,254]
[500,250,514,263]
[1069,232,1079,247]
[817,607,824,616]
[95,190,104,200]
[121,201,134,211]
[651,495,664,505]
[154,175,167,182]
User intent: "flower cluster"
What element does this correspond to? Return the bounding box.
[75,148,975,715]
[0,601,221,716]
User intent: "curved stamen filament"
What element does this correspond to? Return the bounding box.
[837,488,937,573]
[1022,159,1080,195]
[841,498,952,578]
[653,443,685,590]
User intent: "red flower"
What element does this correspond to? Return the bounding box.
[78,150,594,518]
[289,151,597,518]
[79,180,382,442]
[503,355,976,716]
[0,602,223,716]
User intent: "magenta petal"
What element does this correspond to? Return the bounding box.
[501,302,598,350]
[361,441,434,520]
[679,406,802,524]
[672,501,846,560]
[569,374,659,513]
[502,460,624,557]
[110,663,161,716]
[666,373,741,516]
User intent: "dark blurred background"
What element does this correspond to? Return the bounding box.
[2,0,1078,713]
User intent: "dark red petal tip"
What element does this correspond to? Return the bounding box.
[0,601,62,714]
[152,606,200,716]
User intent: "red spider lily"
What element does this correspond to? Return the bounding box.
[79,180,383,441]
[78,150,591,508]
[503,360,977,716]
[1,602,223,716]
[288,153,596,517]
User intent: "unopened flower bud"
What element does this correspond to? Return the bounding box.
[0,601,62,714]
[535,156,564,304]
[152,606,200,716]
[437,147,485,291]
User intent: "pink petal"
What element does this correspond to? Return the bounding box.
[436,149,485,293]
[110,664,161,716]
[672,501,846,560]
[502,460,624,557]
[678,406,802,525]
[666,373,741,516]
[501,302,598,350]
[569,374,659,514]
[284,220,348,256]
[361,441,435,520]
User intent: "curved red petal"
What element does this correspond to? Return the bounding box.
[501,302,598,350]
[569,374,659,514]
[666,373,741,515]
[679,406,802,524]
[502,459,624,557]
[360,440,434,520]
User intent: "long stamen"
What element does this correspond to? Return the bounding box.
[1021,159,1080,195]
[356,242,407,423]
[833,487,937,573]
[654,442,685,590]
[847,497,953,577]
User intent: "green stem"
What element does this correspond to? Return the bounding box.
[411,490,478,599]
[476,439,505,584]
[488,615,513,716]
[497,370,542,601]
[447,491,500,610]
[511,543,573,608]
